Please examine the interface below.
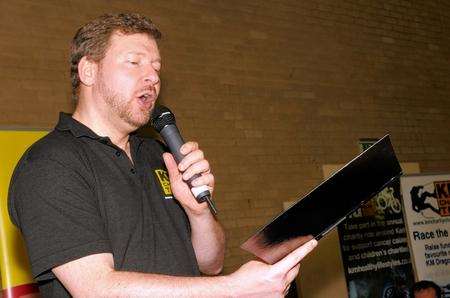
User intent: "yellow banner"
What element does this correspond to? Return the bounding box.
[0,130,47,291]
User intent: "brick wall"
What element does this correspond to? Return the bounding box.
[1,0,449,289]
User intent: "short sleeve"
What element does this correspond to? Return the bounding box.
[8,157,111,281]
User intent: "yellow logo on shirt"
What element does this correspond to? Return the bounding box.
[154,169,173,199]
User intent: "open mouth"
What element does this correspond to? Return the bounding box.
[136,86,157,110]
[136,91,155,112]
[138,94,152,101]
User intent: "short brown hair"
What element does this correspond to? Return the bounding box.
[70,13,161,101]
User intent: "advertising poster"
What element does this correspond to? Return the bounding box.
[337,139,414,298]
[338,178,414,298]
[401,174,450,294]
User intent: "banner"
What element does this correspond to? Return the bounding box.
[335,139,416,297]
[338,178,414,297]
[401,174,450,293]
[0,130,47,297]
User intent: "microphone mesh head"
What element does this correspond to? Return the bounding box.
[151,105,176,132]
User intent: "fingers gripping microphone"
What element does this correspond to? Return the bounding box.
[151,105,218,215]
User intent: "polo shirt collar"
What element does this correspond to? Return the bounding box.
[56,112,101,139]
[55,112,143,146]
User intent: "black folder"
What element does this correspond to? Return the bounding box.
[241,135,402,264]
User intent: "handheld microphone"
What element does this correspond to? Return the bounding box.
[151,105,218,215]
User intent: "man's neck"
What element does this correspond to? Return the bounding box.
[72,102,132,152]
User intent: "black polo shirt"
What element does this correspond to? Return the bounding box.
[8,113,200,297]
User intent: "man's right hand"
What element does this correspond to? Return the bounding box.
[53,239,317,297]
[226,239,318,297]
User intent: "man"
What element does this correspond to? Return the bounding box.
[412,280,442,298]
[9,13,316,297]
[410,186,440,215]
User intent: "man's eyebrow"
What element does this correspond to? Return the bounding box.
[126,51,161,62]
[126,51,146,56]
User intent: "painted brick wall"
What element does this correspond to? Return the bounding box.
[1,0,449,286]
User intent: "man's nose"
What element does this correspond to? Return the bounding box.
[144,69,159,85]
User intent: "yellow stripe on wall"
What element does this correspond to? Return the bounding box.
[0,130,48,289]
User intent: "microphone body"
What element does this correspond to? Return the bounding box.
[158,124,211,201]
[151,106,217,214]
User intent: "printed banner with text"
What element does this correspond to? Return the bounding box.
[339,178,414,298]
[400,174,450,294]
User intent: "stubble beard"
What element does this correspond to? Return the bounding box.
[98,78,151,129]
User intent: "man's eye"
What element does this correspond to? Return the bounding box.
[128,60,139,65]
[153,63,161,72]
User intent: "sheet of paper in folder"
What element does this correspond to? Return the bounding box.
[241,135,402,264]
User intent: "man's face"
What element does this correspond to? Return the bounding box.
[94,31,161,130]
[414,288,437,298]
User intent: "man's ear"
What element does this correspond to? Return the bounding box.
[78,56,98,87]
